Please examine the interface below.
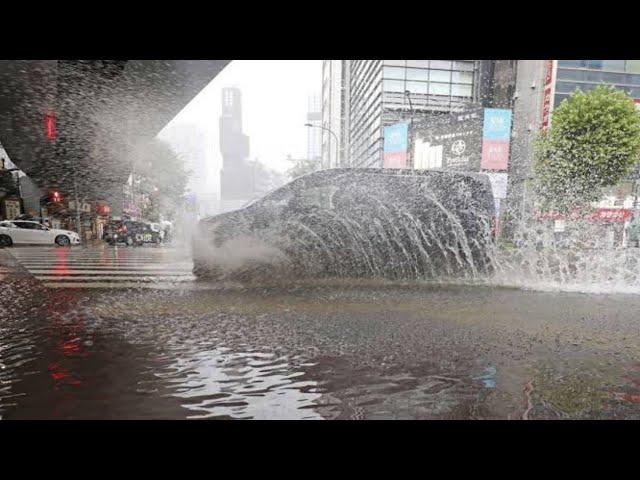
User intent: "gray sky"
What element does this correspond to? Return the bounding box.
[158,61,322,186]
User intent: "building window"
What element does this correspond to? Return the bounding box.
[626,60,640,73]
[406,60,429,68]
[383,79,405,93]
[383,66,406,79]
[601,60,626,71]
[406,81,428,94]
[430,69,451,83]
[452,71,473,84]
[430,60,452,70]
[452,61,475,71]
[451,84,472,97]
[429,82,450,96]
[405,68,428,81]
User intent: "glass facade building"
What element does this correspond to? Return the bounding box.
[322,60,480,169]
[555,60,640,107]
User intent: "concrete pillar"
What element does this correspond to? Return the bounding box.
[502,60,547,241]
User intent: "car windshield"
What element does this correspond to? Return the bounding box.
[3,57,640,421]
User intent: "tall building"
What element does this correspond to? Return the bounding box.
[322,60,485,169]
[306,93,322,163]
[503,60,640,238]
[553,60,640,107]
[158,123,217,217]
[219,87,252,212]
[321,61,349,169]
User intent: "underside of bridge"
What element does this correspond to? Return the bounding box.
[0,60,230,203]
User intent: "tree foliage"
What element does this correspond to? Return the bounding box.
[534,85,640,211]
[286,155,321,180]
[132,138,190,220]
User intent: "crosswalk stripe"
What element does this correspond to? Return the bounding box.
[34,275,194,282]
[26,269,192,275]
[8,246,195,289]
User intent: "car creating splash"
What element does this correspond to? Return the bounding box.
[192,168,496,283]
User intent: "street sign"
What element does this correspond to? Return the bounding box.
[4,198,21,219]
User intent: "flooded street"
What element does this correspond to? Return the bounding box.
[3,247,640,419]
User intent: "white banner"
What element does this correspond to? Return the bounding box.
[486,172,509,199]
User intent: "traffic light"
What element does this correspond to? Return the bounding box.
[96,204,110,215]
[50,190,61,203]
[44,113,57,140]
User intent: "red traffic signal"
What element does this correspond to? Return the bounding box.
[50,190,62,203]
[44,113,57,140]
[96,204,110,215]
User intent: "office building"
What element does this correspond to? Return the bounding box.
[503,60,640,238]
[219,87,252,212]
[322,60,485,169]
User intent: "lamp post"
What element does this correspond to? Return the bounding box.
[405,90,415,168]
[305,123,339,169]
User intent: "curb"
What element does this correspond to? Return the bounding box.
[0,248,36,281]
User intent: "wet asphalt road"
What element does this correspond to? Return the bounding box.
[2,245,640,419]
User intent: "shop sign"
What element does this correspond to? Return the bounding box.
[4,199,21,219]
[535,208,632,222]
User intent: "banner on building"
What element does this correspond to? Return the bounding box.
[412,108,483,171]
[383,123,409,168]
[485,172,509,199]
[481,108,512,170]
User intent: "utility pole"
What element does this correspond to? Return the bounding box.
[74,175,82,241]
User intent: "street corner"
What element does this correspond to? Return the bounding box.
[0,248,46,293]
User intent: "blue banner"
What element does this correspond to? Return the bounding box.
[482,109,512,140]
[384,123,409,153]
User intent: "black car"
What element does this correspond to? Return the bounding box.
[103,220,161,246]
[193,168,496,282]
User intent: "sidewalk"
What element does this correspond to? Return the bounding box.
[0,247,31,280]
[0,248,46,317]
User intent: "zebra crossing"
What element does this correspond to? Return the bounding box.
[8,245,196,289]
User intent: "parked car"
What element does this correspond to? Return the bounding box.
[192,168,496,282]
[0,220,81,247]
[103,220,161,246]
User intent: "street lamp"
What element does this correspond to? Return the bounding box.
[405,90,415,168]
[305,123,339,169]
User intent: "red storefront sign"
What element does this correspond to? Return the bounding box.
[584,208,633,222]
[534,208,633,222]
[541,60,556,131]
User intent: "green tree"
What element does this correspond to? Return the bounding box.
[534,85,640,212]
[133,138,190,220]
[286,155,321,180]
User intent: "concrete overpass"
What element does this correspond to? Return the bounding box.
[0,60,230,205]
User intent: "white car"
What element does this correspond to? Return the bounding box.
[0,220,81,247]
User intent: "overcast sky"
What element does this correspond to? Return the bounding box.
[158,61,322,185]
